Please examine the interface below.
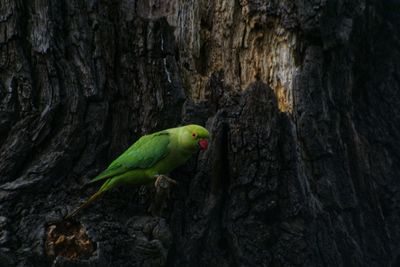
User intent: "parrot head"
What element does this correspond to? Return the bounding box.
[180,124,210,151]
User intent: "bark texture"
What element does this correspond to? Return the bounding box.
[1,0,399,266]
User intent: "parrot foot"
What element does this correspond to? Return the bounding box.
[154,175,178,188]
[148,175,177,216]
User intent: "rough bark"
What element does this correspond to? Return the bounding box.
[1,0,399,266]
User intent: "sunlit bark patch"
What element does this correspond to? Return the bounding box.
[143,0,298,114]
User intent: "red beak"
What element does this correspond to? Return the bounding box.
[199,139,208,150]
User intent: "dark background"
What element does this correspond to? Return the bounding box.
[1,0,400,266]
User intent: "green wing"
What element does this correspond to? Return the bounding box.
[90,131,170,183]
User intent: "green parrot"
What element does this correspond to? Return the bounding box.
[65,124,210,218]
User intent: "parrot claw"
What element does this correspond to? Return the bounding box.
[154,175,178,188]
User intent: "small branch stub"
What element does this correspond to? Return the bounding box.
[148,175,177,216]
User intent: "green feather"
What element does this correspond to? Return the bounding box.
[65,125,210,219]
[90,131,170,183]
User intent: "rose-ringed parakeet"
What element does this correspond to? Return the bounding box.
[65,124,209,218]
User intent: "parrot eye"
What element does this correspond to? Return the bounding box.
[192,132,197,138]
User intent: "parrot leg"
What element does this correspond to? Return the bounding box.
[148,175,177,216]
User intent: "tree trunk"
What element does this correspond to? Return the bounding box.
[1,0,399,266]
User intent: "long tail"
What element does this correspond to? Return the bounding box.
[64,190,105,219]
[65,179,114,219]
